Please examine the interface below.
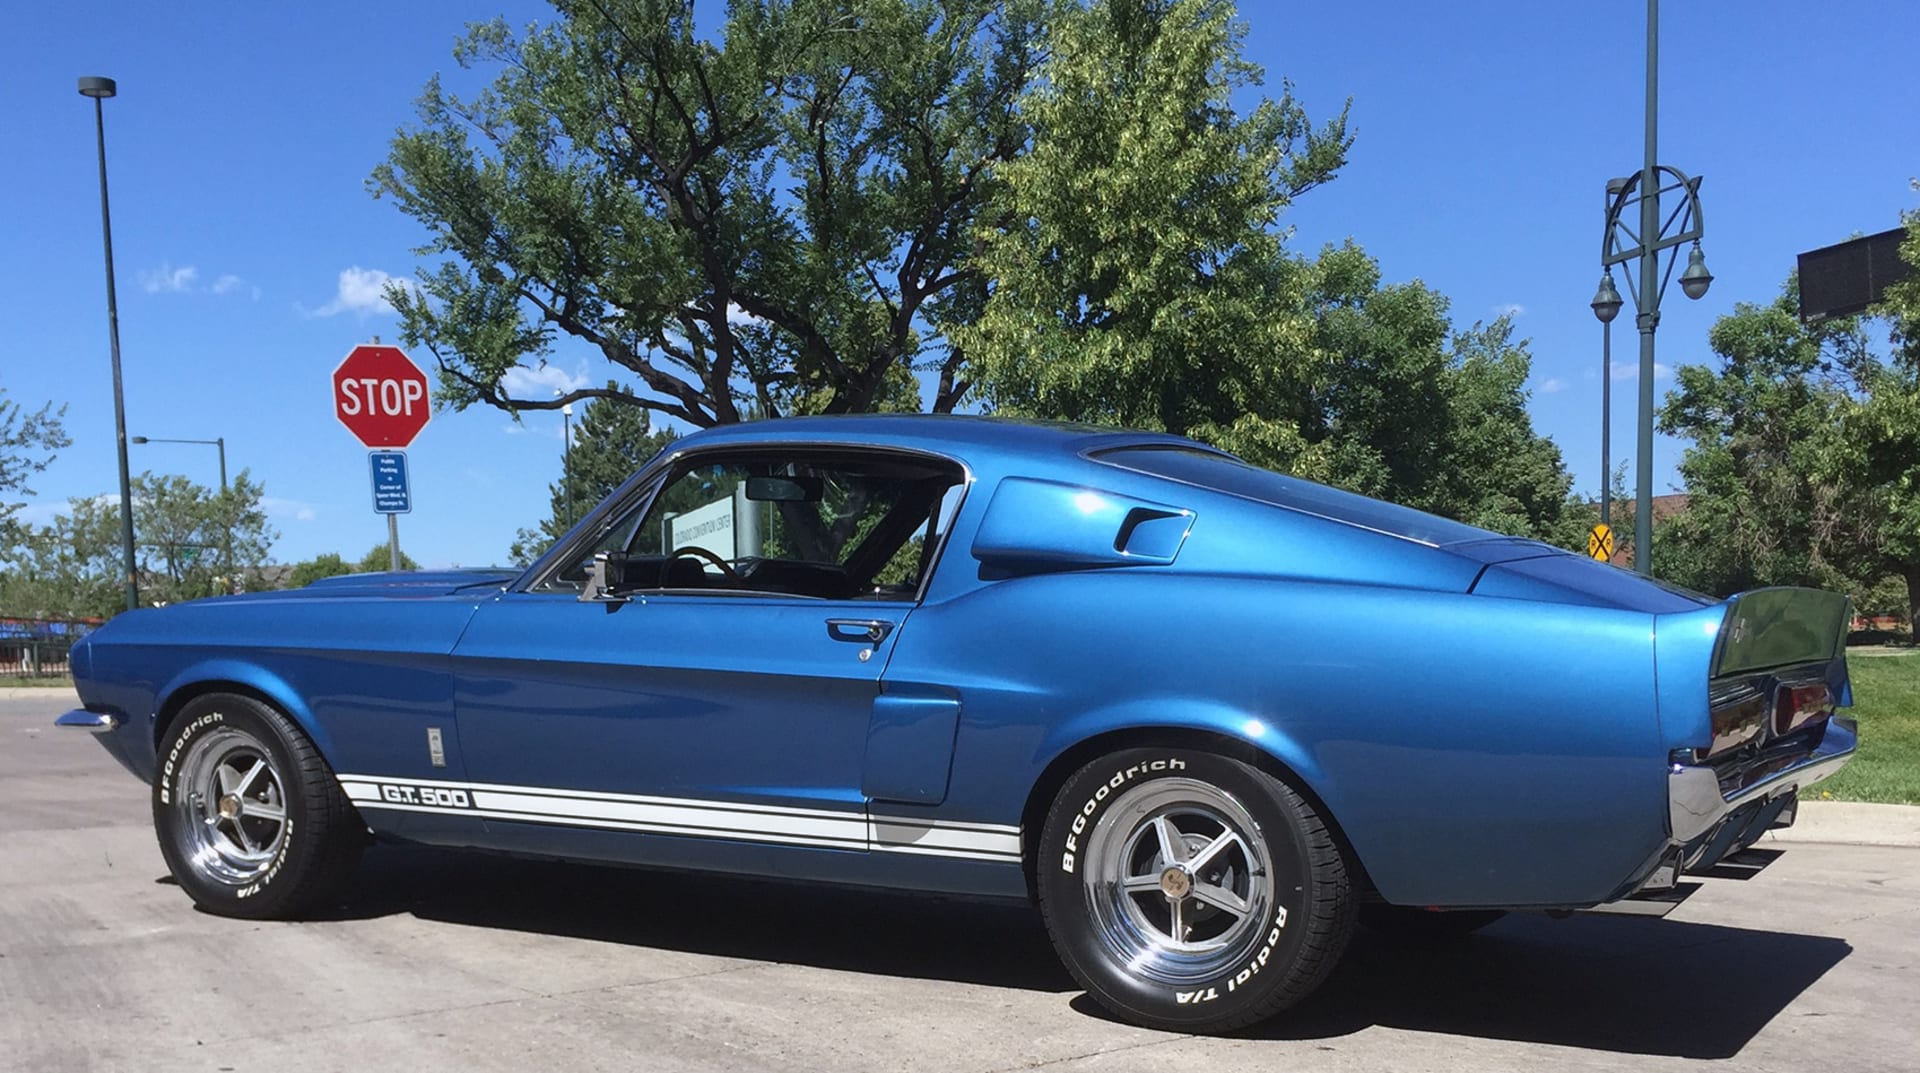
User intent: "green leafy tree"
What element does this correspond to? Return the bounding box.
[356,544,423,573]
[509,386,680,565]
[1288,243,1582,544]
[1848,199,1920,625]
[958,0,1349,463]
[286,553,356,588]
[0,385,70,549]
[0,472,278,618]
[0,503,119,619]
[1656,278,1877,598]
[374,0,1047,426]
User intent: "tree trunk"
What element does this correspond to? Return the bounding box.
[1907,564,1920,642]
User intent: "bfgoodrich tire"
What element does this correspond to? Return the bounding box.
[1036,747,1355,1033]
[153,693,365,919]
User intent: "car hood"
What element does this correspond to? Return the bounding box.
[291,568,522,597]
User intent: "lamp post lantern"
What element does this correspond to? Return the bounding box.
[80,74,140,611]
[1589,272,1623,531]
[1596,0,1712,576]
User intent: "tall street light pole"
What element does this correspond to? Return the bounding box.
[561,402,575,528]
[132,435,232,589]
[1635,0,1661,578]
[1597,0,1714,576]
[80,75,139,612]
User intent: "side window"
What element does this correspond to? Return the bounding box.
[536,450,964,600]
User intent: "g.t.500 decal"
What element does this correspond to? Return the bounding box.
[336,773,1021,861]
[378,783,473,809]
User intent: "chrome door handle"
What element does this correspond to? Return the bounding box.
[826,618,895,644]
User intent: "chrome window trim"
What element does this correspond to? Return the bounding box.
[1085,443,1451,549]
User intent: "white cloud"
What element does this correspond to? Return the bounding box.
[260,496,318,523]
[1611,361,1673,381]
[138,264,254,298]
[1537,377,1568,394]
[311,266,411,317]
[1493,302,1527,319]
[139,263,198,293]
[500,362,589,399]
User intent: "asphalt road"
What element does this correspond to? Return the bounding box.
[5,686,1918,1073]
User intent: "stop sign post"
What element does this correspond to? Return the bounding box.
[333,345,430,570]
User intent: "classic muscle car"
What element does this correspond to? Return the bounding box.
[59,415,1856,1032]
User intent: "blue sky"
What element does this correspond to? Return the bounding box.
[6,1,1917,569]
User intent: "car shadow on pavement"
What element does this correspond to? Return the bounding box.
[322,846,1847,1055]
[1239,911,1852,1059]
[325,844,1075,993]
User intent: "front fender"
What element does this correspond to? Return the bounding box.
[154,659,335,760]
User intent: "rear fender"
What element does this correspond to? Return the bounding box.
[1032,697,1329,792]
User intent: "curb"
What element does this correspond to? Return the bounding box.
[0,686,79,700]
[1764,800,1920,848]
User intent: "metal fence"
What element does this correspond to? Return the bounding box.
[0,618,100,679]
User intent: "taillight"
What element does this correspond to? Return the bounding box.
[1773,683,1832,737]
[1709,694,1768,755]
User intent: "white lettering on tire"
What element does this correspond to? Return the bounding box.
[1058,757,1187,874]
[158,711,225,805]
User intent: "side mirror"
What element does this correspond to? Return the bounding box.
[579,551,636,603]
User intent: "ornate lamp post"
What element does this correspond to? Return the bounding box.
[1598,0,1713,576]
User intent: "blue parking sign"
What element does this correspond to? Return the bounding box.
[369,451,411,514]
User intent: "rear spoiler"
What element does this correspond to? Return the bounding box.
[1710,587,1851,679]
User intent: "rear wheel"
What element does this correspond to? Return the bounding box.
[153,693,364,919]
[1036,747,1354,1033]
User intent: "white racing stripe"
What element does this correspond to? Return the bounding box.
[338,774,1021,862]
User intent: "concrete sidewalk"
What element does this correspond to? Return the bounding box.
[1771,800,1920,848]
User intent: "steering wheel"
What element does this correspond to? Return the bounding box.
[668,545,745,586]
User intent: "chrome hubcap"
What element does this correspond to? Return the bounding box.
[1082,778,1277,985]
[172,726,289,885]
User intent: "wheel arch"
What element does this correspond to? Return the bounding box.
[154,663,333,762]
[1016,724,1376,903]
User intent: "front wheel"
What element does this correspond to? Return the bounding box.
[1036,748,1354,1033]
[153,693,365,919]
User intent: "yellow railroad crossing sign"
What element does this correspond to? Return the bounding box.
[1587,523,1616,562]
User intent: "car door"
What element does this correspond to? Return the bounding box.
[448,445,965,861]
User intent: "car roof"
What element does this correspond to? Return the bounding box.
[672,413,1208,461]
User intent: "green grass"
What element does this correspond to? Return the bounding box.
[1820,648,1920,805]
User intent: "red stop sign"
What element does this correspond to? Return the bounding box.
[332,345,431,448]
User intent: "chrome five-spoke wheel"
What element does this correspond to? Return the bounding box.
[1085,779,1276,984]
[172,726,290,884]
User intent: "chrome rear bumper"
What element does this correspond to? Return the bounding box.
[1669,716,1856,844]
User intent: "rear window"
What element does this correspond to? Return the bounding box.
[1092,445,1488,547]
